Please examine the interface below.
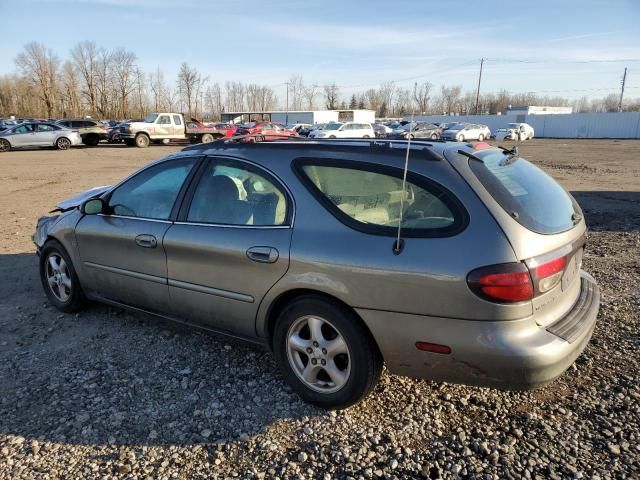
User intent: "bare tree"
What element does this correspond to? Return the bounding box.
[60,61,81,117]
[303,83,319,109]
[149,67,167,112]
[288,74,305,110]
[413,81,433,114]
[177,62,207,117]
[112,49,138,118]
[225,81,245,112]
[205,82,224,121]
[440,85,462,114]
[393,87,412,116]
[15,42,60,117]
[94,48,112,117]
[323,83,340,110]
[70,41,101,114]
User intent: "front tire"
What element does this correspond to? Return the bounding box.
[135,133,150,148]
[56,137,71,150]
[431,133,438,140]
[457,134,465,142]
[477,134,484,141]
[39,240,86,313]
[0,138,11,152]
[273,296,383,409]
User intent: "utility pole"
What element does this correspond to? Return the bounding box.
[474,58,484,115]
[285,82,289,126]
[618,67,628,112]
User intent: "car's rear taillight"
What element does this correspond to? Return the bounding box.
[467,263,534,303]
[531,256,567,293]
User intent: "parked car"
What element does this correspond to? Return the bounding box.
[0,119,18,131]
[388,122,441,140]
[56,119,108,146]
[288,123,313,135]
[308,122,375,139]
[494,123,535,141]
[0,122,82,151]
[234,121,298,141]
[119,113,226,147]
[441,123,491,142]
[33,138,599,409]
[372,123,388,138]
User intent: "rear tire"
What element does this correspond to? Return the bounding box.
[0,138,10,152]
[363,135,370,138]
[478,134,484,141]
[201,133,214,143]
[56,137,71,150]
[39,240,86,313]
[458,134,465,142]
[431,133,438,140]
[83,134,100,147]
[273,296,383,409]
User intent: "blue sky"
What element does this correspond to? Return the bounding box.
[1,0,639,101]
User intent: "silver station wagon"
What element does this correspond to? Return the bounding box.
[33,139,600,408]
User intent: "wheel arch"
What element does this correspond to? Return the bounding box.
[260,288,383,358]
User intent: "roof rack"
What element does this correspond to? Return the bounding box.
[182,135,446,160]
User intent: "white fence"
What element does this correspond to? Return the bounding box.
[405,112,640,139]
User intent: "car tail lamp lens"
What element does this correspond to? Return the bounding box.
[467,263,533,303]
[533,256,566,293]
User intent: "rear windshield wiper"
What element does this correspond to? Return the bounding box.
[498,145,520,165]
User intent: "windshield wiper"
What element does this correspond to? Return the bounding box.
[498,145,520,165]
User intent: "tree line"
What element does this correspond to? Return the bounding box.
[0,41,637,121]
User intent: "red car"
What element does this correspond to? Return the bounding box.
[235,121,298,141]
[206,122,238,138]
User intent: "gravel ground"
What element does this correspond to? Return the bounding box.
[0,140,639,479]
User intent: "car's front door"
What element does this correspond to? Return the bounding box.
[172,115,184,138]
[163,156,293,337]
[75,156,199,311]
[9,124,35,147]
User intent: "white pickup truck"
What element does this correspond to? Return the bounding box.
[118,113,227,147]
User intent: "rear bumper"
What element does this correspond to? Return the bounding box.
[357,271,599,390]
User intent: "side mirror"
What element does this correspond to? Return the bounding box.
[82,198,106,215]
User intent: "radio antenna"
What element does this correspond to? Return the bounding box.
[393,113,415,254]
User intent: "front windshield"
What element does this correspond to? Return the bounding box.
[144,114,159,123]
[324,123,343,131]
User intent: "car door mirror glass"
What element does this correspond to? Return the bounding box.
[83,198,105,215]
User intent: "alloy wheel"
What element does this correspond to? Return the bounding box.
[286,315,351,393]
[45,253,72,302]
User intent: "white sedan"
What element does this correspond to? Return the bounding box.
[309,122,375,139]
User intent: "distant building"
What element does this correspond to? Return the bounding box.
[506,105,573,115]
[220,109,376,125]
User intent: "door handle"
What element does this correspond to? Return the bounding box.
[246,246,279,263]
[135,234,157,248]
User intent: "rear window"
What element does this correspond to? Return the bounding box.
[468,150,579,234]
[295,160,467,238]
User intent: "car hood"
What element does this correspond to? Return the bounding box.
[54,185,111,212]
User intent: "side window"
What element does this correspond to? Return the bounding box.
[297,162,466,237]
[187,159,288,226]
[158,115,171,125]
[108,157,197,220]
[36,124,55,132]
[173,115,182,125]
[71,121,84,128]
[14,125,32,134]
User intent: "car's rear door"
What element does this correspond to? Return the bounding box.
[35,123,57,145]
[163,156,293,337]
[75,156,200,312]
